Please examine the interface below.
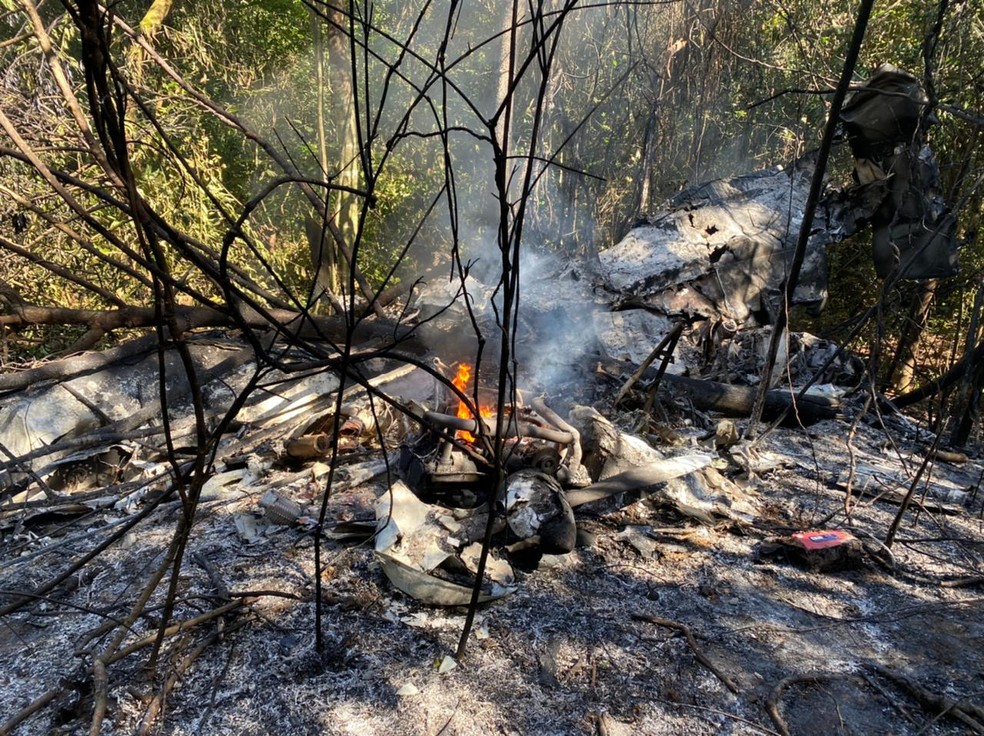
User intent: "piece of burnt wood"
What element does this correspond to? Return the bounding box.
[870,665,984,733]
[632,613,740,694]
[613,322,684,407]
[660,374,839,426]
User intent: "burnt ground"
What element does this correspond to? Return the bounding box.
[2,385,983,735]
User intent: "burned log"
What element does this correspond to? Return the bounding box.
[659,374,839,426]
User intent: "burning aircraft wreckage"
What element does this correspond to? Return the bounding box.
[0,65,965,599]
[0,65,980,736]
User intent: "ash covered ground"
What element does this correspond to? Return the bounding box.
[2,380,982,736]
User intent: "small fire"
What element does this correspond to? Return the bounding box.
[452,363,493,442]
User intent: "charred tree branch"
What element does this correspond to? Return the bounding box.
[632,613,740,694]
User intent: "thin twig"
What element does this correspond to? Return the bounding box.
[884,425,944,548]
[614,322,683,406]
[0,486,176,617]
[136,619,248,736]
[872,664,984,734]
[746,0,875,437]
[842,395,871,521]
[652,697,782,736]
[632,613,739,694]
[0,687,61,736]
[89,658,108,736]
[104,599,247,665]
[193,551,231,602]
[767,674,862,736]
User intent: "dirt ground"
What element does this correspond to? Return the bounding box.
[2,377,983,735]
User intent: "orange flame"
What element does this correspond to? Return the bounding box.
[452,363,492,442]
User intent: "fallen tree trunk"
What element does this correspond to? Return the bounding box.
[0,334,159,393]
[0,299,421,391]
[0,300,412,342]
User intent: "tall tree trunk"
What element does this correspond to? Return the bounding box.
[889,280,937,392]
[638,36,686,215]
[327,2,360,297]
[949,281,984,446]
[950,358,984,448]
[496,0,519,207]
[308,7,340,305]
